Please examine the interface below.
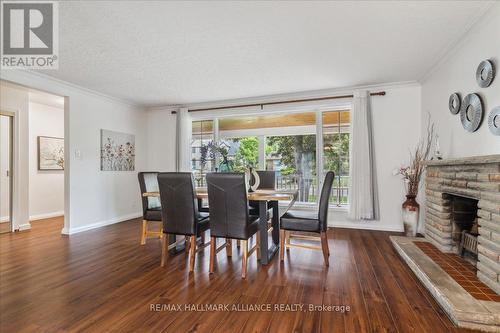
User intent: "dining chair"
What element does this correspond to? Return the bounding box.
[138,172,163,245]
[206,173,260,279]
[279,171,335,266]
[157,172,210,272]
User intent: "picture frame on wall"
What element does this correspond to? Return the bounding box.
[38,136,64,171]
[100,129,135,171]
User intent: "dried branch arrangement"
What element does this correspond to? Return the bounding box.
[394,117,435,196]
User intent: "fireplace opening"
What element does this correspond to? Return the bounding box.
[448,194,479,262]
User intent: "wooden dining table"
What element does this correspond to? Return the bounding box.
[143,188,297,265]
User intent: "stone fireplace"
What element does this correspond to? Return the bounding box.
[425,155,500,294]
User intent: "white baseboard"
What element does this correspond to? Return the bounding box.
[328,221,404,232]
[285,204,403,232]
[61,212,142,235]
[30,211,64,221]
[17,223,31,231]
[0,216,9,223]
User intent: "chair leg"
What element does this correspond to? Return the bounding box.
[327,232,330,256]
[160,233,167,267]
[226,238,232,257]
[285,231,290,251]
[256,232,261,260]
[141,220,148,245]
[159,224,163,239]
[189,235,196,272]
[185,236,190,252]
[320,232,329,267]
[200,231,205,245]
[209,237,216,274]
[280,229,286,261]
[237,240,241,248]
[241,240,248,279]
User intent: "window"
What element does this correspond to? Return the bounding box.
[221,136,260,172]
[266,134,317,204]
[323,111,350,205]
[190,108,350,207]
[220,112,317,204]
[191,120,214,187]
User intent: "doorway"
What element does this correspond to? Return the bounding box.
[0,112,13,233]
[0,81,66,233]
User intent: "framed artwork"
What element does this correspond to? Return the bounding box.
[38,136,64,170]
[100,129,135,171]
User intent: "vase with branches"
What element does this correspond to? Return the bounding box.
[393,118,434,236]
[200,140,233,172]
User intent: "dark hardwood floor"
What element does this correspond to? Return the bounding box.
[0,217,476,333]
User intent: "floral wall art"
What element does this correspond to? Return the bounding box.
[38,136,64,170]
[100,129,135,171]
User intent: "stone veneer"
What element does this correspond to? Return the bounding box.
[425,154,500,295]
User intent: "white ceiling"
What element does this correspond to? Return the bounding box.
[38,1,493,106]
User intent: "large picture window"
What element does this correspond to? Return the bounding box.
[190,109,350,207]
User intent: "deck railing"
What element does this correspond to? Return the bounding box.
[194,173,349,206]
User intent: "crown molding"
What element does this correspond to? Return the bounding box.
[0,69,142,108]
[418,1,498,83]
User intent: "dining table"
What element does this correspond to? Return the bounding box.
[143,188,297,265]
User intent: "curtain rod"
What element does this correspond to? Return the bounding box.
[170,91,385,114]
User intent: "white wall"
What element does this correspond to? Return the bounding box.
[28,102,65,220]
[1,71,148,234]
[146,108,177,171]
[419,4,500,234]
[0,84,30,231]
[421,4,500,158]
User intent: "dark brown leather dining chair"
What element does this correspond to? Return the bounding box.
[206,173,260,279]
[157,172,210,272]
[279,171,335,266]
[138,172,162,245]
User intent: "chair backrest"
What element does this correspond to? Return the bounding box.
[157,172,199,235]
[256,170,276,189]
[138,172,160,216]
[318,171,335,230]
[206,173,249,238]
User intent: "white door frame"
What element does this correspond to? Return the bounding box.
[1,108,19,232]
[1,83,69,234]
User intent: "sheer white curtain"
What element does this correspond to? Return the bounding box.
[348,91,379,220]
[176,107,192,172]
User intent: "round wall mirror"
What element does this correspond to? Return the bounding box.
[460,93,483,132]
[448,93,461,114]
[476,60,495,88]
[488,106,500,135]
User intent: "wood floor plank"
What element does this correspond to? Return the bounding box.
[0,217,480,333]
[349,230,398,333]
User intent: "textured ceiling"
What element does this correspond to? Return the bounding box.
[37,1,492,106]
